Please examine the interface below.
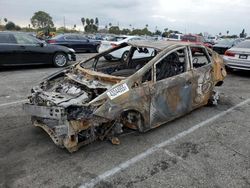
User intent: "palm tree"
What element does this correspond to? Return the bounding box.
[95,17,99,26]
[4,18,7,23]
[90,19,94,25]
[226,30,229,35]
[81,18,85,26]
[86,18,90,25]
[109,23,112,27]
[145,24,148,28]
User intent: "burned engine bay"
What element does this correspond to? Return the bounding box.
[24,43,155,152]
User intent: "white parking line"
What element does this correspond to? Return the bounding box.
[80,98,250,188]
[0,99,28,107]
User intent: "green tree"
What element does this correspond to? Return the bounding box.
[90,18,94,25]
[4,18,8,23]
[5,21,16,30]
[95,17,99,26]
[109,26,120,34]
[86,18,90,25]
[240,29,246,38]
[81,17,85,26]
[121,28,131,35]
[15,25,21,31]
[31,11,54,29]
[154,30,162,36]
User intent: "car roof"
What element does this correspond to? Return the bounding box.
[126,40,196,50]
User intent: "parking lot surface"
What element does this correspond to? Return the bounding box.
[0,54,249,188]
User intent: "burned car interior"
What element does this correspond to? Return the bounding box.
[23,41,227,152]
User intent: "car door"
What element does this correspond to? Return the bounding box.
[149,46,194,128]
[189,45,214,109]
[77,35,92,52]
[0,33,22,65]
[64,35,80,51]
[13,33,49,64]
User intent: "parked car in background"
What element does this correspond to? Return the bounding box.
[223,40,250,70]
[166,33,183,41]
[206,35,218,45]
[0,31,75,67]
[99,35,143,61]
[46,34,101,53]
[212,38,243,55]
[23,41,227,152]
[181,34,213,48]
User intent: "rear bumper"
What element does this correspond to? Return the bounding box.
[223,57,250,70]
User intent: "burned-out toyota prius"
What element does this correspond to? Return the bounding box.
[23,41,227,152]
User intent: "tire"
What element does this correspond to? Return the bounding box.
[53,52,68,67]
[104,55,112,61]
[121,51,129,62]
[95,45,100,53]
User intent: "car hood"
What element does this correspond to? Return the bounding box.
[30,65,125,108]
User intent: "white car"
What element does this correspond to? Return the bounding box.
[99,35,143,61]
[223,40,250,70]
[165,33,183,41]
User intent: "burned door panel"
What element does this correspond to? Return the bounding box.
[150,72,193,127]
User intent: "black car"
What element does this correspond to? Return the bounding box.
[46,34,101,53]
[213,38,243,55]
[0,32,76,67]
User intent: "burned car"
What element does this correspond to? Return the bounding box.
[23,41,227,152]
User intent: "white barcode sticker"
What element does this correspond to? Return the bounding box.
[107,83,129,100]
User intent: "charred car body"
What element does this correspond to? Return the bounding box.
[23,41,227,152]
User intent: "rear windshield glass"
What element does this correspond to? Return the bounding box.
[107,37,127,41]
[235,41,250,48]
[217,39,234,45]
[182,35,196,42]
[169,34,179,39]
[0,33,13,43]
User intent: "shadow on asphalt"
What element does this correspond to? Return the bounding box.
[227,69,250,78]
[0,62,76,72]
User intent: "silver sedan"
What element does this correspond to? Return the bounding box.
[223,40,250,70]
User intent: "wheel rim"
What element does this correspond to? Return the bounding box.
[55,54,67,66]
[122,52,128,61]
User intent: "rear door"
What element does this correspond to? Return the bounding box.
[0,33,21,65]
[149,46,194,128]
[77,35,91,52]
[189,45,214,108]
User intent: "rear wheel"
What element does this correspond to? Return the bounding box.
[95,45,100,53]
[104,55,113,61]
[53,52,68,67]
[121,51,129,62]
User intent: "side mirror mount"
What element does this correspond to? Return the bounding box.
[39,42,46,47]
[39,42,44,47]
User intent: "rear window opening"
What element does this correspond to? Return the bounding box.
[80,44,158,77]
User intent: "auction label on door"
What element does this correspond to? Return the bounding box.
[107,83,129,100]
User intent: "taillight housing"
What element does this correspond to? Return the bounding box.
[224,50,235,57]
[111,43,118,48]
[47,40,56,44]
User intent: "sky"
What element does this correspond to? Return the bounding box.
[1,0,250,36]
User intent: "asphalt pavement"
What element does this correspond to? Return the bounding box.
[0,54,249,188]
